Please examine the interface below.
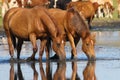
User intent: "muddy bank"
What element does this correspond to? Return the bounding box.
[91,19,120,30]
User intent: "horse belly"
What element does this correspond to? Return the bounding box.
[10,27,29,39]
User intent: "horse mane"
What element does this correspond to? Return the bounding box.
[66,7,90,38]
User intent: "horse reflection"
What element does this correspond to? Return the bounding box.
[39,61,52,80]
[71,61,80,80]
[9,63,24,80]
[9,63,15,80]
[53,62,66,80]
[83,61,96,80]
[31,62,38,80]
[9,62,39,80]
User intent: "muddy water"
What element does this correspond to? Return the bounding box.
[0,31,120,80]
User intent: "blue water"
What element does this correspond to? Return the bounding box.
[0,31,120,80]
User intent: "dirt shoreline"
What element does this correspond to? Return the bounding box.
[0,19,120,36]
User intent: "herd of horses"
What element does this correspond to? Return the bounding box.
[2,0,103,61]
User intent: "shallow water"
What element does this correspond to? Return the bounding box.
[0,30,120,80]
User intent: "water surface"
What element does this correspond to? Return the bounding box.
[0,31,120,80]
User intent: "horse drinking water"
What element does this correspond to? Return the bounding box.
[48,7,96,60]
[3,6,66,61]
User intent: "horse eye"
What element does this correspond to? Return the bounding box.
[86,43,89,46]
[13,1,16,4]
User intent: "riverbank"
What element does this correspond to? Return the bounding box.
[91,18,120,31]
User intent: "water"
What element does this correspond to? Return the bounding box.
[0,31,120,80]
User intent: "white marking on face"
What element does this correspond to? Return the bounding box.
[62,40,64,44]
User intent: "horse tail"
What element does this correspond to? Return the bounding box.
[3,8,19,49]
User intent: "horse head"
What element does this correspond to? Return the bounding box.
[82,33,96,60]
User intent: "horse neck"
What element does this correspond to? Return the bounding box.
[73,10,90,39]
[81,30,90,40]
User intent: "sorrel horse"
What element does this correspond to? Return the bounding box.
[66,1,98,29]
[3,6,66,61]
[48,7,96,60]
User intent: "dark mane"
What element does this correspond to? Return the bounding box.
[67,7,90,37]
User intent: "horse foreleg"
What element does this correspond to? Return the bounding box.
[27,34,37,61]
[68,33,77,59]
[17,39,23,59]
[45,39,51,60]
[39,39,47,61]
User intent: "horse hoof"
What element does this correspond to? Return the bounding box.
[26,57,36,61]
[49,54,59,60]
[10,57,15,62]
[71,56,77,60]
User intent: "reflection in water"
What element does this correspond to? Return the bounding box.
[8,61,97,80]
[53,62,66,80]
[71,61,80,80]
[39,61,52,80]
[93,31,120,46]
[10,63,24,80]
[31,62,38,80]
[9,63,15,80]
[83,61,96,80]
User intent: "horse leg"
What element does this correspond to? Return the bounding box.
[5,31,14,60]
[27,34,37,61]
[17,39,23,59]
[39,39,47,61]
[71,38,80,58]
[68,33,77,59]
[88,16,94,29]
[45,39,51,60]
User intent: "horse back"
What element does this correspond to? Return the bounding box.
[67,1,95,19]
[48,8,67,36]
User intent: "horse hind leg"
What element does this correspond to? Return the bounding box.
[17,39,23,59]
[39,39,47,61]
[39,39,51,61]
[45,39,51,60]
[27,34,38,61]
[5,30,14,60]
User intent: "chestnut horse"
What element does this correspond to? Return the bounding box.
[3,6,65,61]
[48,7,96,60]
[66,1,99,29]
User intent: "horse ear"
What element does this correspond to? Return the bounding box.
[91,33,96,43]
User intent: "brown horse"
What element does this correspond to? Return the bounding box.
[48,7,96,60]
[83,61,96,80]
[66,1,99,29]
[3,6,66,61]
